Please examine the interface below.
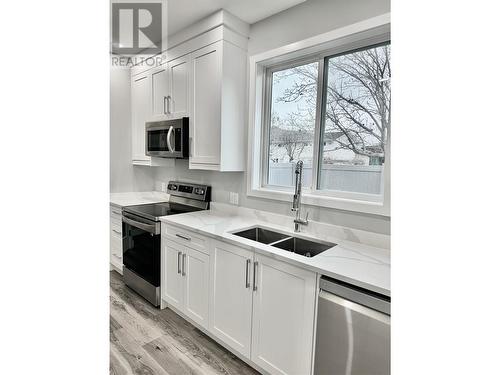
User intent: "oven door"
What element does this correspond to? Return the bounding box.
[146,118,189,158]
[122,213,161,287]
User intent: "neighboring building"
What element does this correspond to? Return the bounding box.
[270,128,384,166]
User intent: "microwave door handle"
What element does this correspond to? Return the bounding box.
[167,125,174,152]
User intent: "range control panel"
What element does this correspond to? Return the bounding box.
[167,181,211,202]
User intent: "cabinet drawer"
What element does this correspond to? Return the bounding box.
[110,206,122,220]
[110,219,122,235]
[110,232,123,270]
[110,232,122,255]
[110,252,123,266]
[162,224,208,254]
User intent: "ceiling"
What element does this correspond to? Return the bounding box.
[167,0,307,35]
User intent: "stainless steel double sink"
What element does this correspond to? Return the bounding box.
[232,227,336,258]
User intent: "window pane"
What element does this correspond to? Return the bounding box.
[319,43,390,195]
[267,61,318,188]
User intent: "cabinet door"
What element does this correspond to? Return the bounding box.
[183,247,210,329]
[251,254,317,375]
[162,240,184,311]
[131,74,151,162]
[209,241,253,358]
[169,55,190,118]
[110,211,122,272]
[151,65,170,120]
[190,42,222,165]
[110,226,123,273]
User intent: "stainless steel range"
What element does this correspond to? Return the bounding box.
[121,181,211,306]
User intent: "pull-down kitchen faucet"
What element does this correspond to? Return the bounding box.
[292,160,309,232]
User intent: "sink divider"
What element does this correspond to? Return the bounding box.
[267,236,293,246]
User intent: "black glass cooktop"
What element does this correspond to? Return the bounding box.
[123,202,201,221]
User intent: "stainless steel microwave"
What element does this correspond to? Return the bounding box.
[145,118,189,158]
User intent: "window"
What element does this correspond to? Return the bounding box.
[318,44,390,195]
[266,61,318,189]
[261,41,391,206]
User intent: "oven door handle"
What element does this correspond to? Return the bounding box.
[166,126,174,153]
[122,216,157,234]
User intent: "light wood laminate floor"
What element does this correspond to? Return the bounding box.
[110,270,260,375]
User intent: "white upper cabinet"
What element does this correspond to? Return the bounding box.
[169,55,191,119]
[251,253,317,375]
[209,240,254,358]
[130,14,248,170]
[190,43,222,166]
[190,40,247,171]
[131,73,151,163]
[150,65,170,121]
[130,66,177,167]
[150,55,191,121]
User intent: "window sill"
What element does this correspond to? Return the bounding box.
[247,187,389,217]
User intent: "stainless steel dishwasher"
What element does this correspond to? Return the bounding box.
[314,276,390,375]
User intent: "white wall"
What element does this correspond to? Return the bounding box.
[154,160,390,234]
[152,0,391,234]
[248,0,390,55]
[110,67,155,192]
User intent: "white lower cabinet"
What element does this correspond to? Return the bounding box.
[162,239,184,311]
[161,238,210,329]
[110,206,123,274]
[162,231,317,375]
[251,253,317,375]
[183,246,210,327]
[209,240,254,358]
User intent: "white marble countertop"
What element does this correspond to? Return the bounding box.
[160,203,390,296]
[110,191,170,208]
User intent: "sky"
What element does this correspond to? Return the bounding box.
[270,62,318,131]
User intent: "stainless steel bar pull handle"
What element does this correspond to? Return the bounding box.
[122,216,156,234]
[182,253,186,276]
[175,233,191,241]
[166,95,171,114]
[177,251,182,274]
[245,259,251,288]
[163,96,167,114]
[253,262,258,291]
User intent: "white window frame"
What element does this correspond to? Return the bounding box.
[247,13,391,216]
